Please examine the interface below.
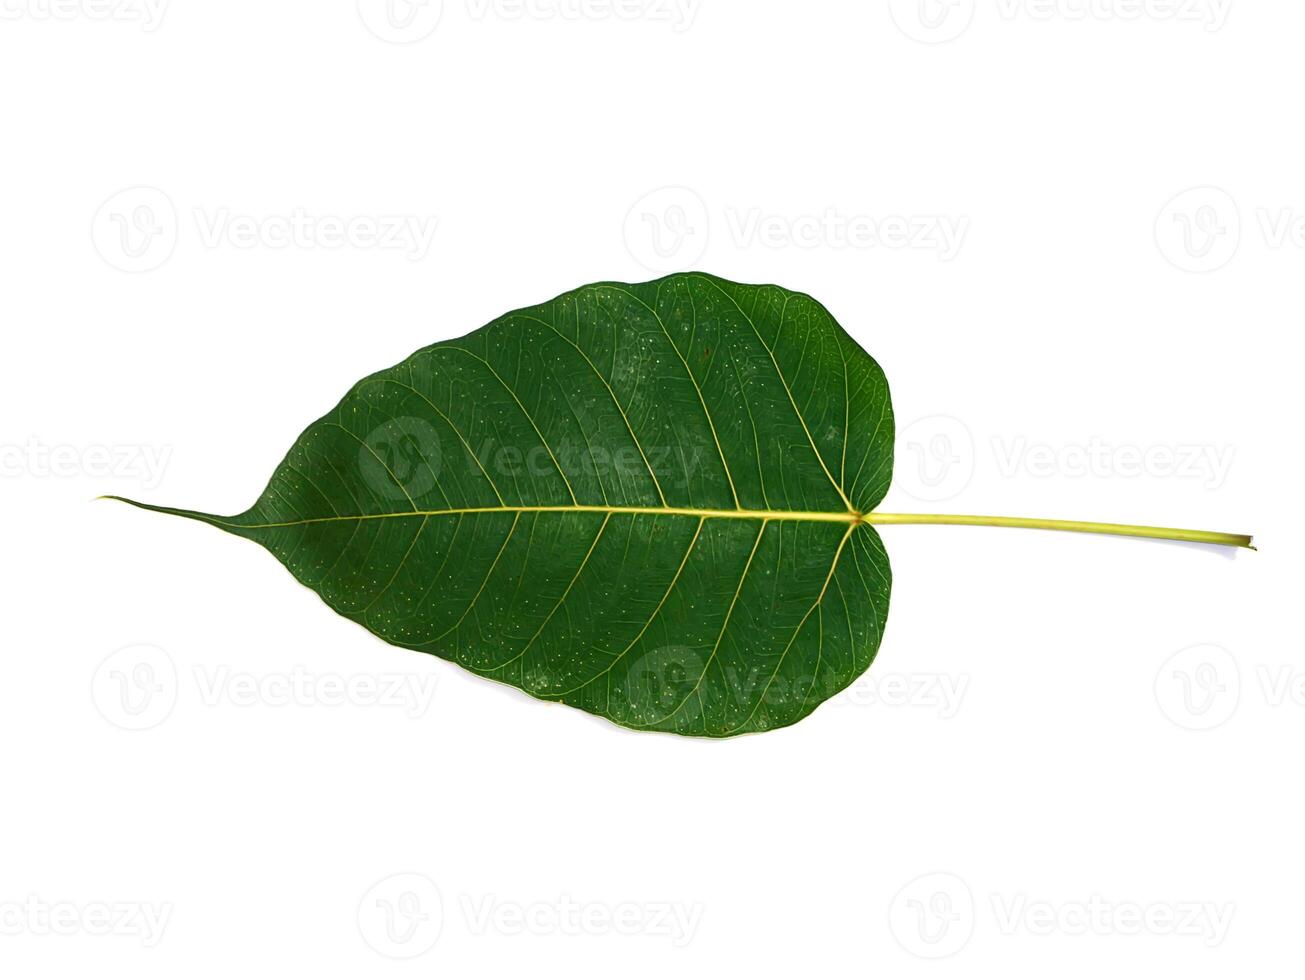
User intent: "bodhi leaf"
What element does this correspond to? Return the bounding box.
[112,273,894,736]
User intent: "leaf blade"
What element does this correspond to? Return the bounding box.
[113,273,895,736]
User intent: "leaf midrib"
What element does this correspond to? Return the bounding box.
[221,504,862,530]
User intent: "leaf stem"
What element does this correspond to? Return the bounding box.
[862,512,1254,549]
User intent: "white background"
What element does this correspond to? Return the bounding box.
[1,1,1298,976]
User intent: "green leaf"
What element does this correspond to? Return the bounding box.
[111,273,894,736]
